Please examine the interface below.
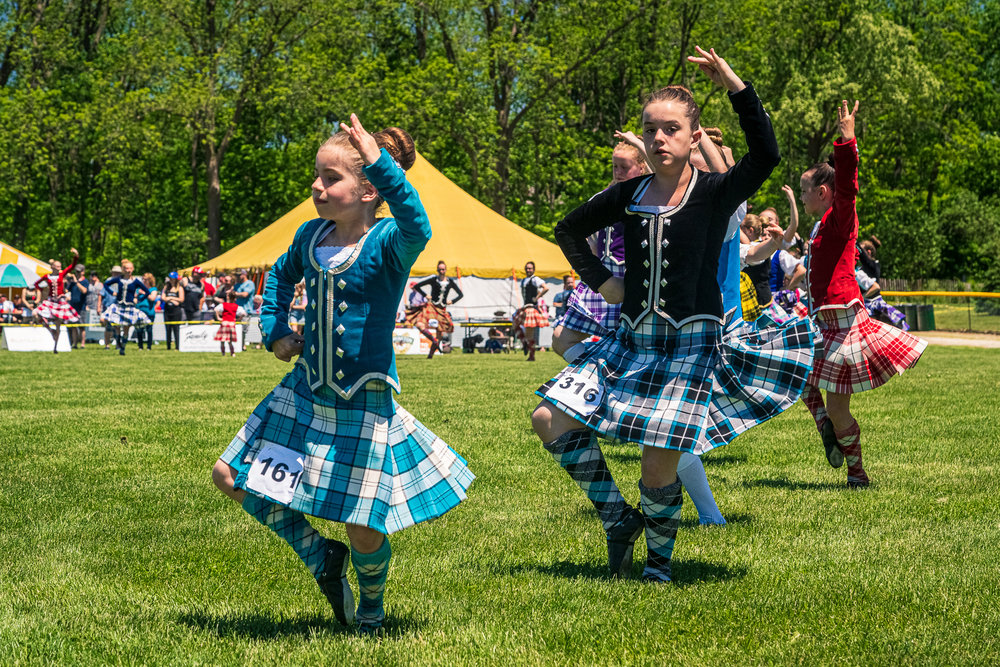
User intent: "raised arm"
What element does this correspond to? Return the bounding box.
[613,129,654,172]
[688,47,780,211]
[829,100,860,235]
[781,185,800,246]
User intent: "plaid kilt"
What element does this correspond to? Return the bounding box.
[101,303,150,326]
[739,273,761,322]
[214,321,238,342]
[865,296,910,331]
[775,290,809,319]
[219,362,474,534]
[403,302,454,334]
[558,262,626,336]
[808,301,926,394]
[513,304,549,329]
[762,300,794,324]
[35,299,80,323]
[536,316,820,454]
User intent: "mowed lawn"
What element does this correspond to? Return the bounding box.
[1,344,998,665]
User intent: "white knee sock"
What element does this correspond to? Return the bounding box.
[676,452,725,525]
[562,342,588,363]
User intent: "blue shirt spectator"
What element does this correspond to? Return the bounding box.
[234,270,256,312]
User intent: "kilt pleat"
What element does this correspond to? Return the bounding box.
[101,303,150,326]
[403,302,454,333]
[214,321,238,342]
[558,261,625,336]
[513,304,549,329]
[808,301,926,394]
[219,363,474,534]
[36,299,80,323]
[536,316,820,454]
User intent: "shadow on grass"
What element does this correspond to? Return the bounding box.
[509,558,748,586]
[701,453,747,467]
[679,512,754,529]
[177,609,424,639]
[740,478,845,491]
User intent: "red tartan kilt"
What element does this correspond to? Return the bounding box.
[214,321,238,342]
[36,299,80,323]
[513,304,549,329]
[404,302,454,333]
[808,301,926,394]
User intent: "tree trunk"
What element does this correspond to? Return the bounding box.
[205,145,222,258]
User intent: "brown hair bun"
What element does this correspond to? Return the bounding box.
[374,127,416,171]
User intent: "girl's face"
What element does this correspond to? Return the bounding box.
[642,101,700,173]
[799,173,828,216]
[760,210,779,228]
[311,147,371,220]
[122,262,134,277]
[741,221,760,242]
[611,154,644,184]
[437,263,447,277]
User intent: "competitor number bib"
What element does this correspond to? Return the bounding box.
[246,443,305,504]
[548,370,604,416]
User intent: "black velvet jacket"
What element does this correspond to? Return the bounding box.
[553,83,780,327]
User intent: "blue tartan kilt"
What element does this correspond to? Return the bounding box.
[102,303,150,326]
[536,316,820,454]
[219,362,474,534]
[557,260,625,337]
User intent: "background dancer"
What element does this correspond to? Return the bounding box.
[101,260,150,356]
[32,247,81,353]
[512,260,549,361]
[406,260,463,358]
[798,100,926,488]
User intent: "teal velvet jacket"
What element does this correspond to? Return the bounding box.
[260,149,431,399]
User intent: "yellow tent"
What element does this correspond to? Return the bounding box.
[188,152,571,279]
[0,241,51,277]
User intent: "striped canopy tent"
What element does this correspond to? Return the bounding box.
[0,241,51,299]
[188,152,574,319]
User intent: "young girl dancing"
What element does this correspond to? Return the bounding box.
[212,116,474,632]
[532,48,818,582]
[405,260,464,358]
[32,247,81,352]
[798,100,926,487]
[512,261,549,361]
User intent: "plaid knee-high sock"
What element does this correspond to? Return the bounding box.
[241,495,328,576]
[352,538,391,626]
[801,384,828,432]
[543,429,628,531]
[639,479,683,582]
[835,420,869,486]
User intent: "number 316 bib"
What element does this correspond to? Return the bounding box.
[547,370,604,416]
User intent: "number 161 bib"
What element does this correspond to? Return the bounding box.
[246,443,305,504]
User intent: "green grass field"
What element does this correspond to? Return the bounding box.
[2,345,999,665]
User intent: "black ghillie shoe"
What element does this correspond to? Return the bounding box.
[606,507,644,578]
[316,541,355,626]
[821,419,844,469]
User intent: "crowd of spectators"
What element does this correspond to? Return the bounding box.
[0,263,265,351]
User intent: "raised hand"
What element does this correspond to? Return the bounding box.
[837,99,860,141]
[781,184,796,202]
[339,113,382,165]
[687,47,745,93]
[614,130,643,151]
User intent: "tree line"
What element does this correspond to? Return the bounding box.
[1,0,997,286]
